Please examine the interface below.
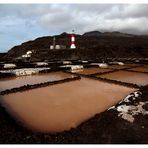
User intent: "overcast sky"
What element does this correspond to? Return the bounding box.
[0,4,148,52]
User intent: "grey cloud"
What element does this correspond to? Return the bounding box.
[106,4,148,19]
[1,4,148,52]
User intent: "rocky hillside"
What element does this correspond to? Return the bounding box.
[83,31,134,37]
[0,53,7,61]
[3,31,148,61]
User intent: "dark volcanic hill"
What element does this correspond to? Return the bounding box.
[3,31,148,61]
[83,31,134,37]
[0,53,7,61]
[83,31,102,36]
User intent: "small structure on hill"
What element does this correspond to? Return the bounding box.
[50,37,66,50]
[22,50,33,58]
[15,50,33,62]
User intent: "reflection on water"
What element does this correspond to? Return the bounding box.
[98,71,148,86]
[73,67,112,75]
[0,78,135,133]
[0,72,73,92]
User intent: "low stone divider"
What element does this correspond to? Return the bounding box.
[65,71,139,89]
[89,76,139,89]
[0,72,16,79]
[39,67,70,74]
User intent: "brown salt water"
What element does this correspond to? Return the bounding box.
[128,67,148,73]
[0,78,135,133]
[98,71,148,86]
[0,72,74,92]
[144,65,148,68]
[73,67,112,75]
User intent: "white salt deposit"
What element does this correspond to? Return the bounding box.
[123,94,133,103]
[63,61,72,64]
[4,64,16,69]
[107,106,115,110]
[118,91,141,104]
[118,113,134,123]
[71,65,83,72]
[0,68,50,76]
[90,63,108,68]
[60,65,83,72]
[115,91,147,123]
[82,61,88,63]
[36,62,48,66]
[99,63,108,68]
[118,62,124,65]
[117,105,131,113]
[110,62,124,65]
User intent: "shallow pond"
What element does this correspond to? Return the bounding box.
[0,78,135,133]
[0,72,74,92]
[98,71,148,86]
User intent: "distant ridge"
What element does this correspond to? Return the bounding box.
[83,31,102,36]
[2,30,148,61]
[83,30,134,37]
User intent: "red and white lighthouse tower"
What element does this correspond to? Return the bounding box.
[70,30,76,49]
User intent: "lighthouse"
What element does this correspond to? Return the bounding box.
[70,30,76,49]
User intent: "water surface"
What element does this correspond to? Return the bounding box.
[0,72,73,92]
[98,71,148,86]
[0,78,135,133]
